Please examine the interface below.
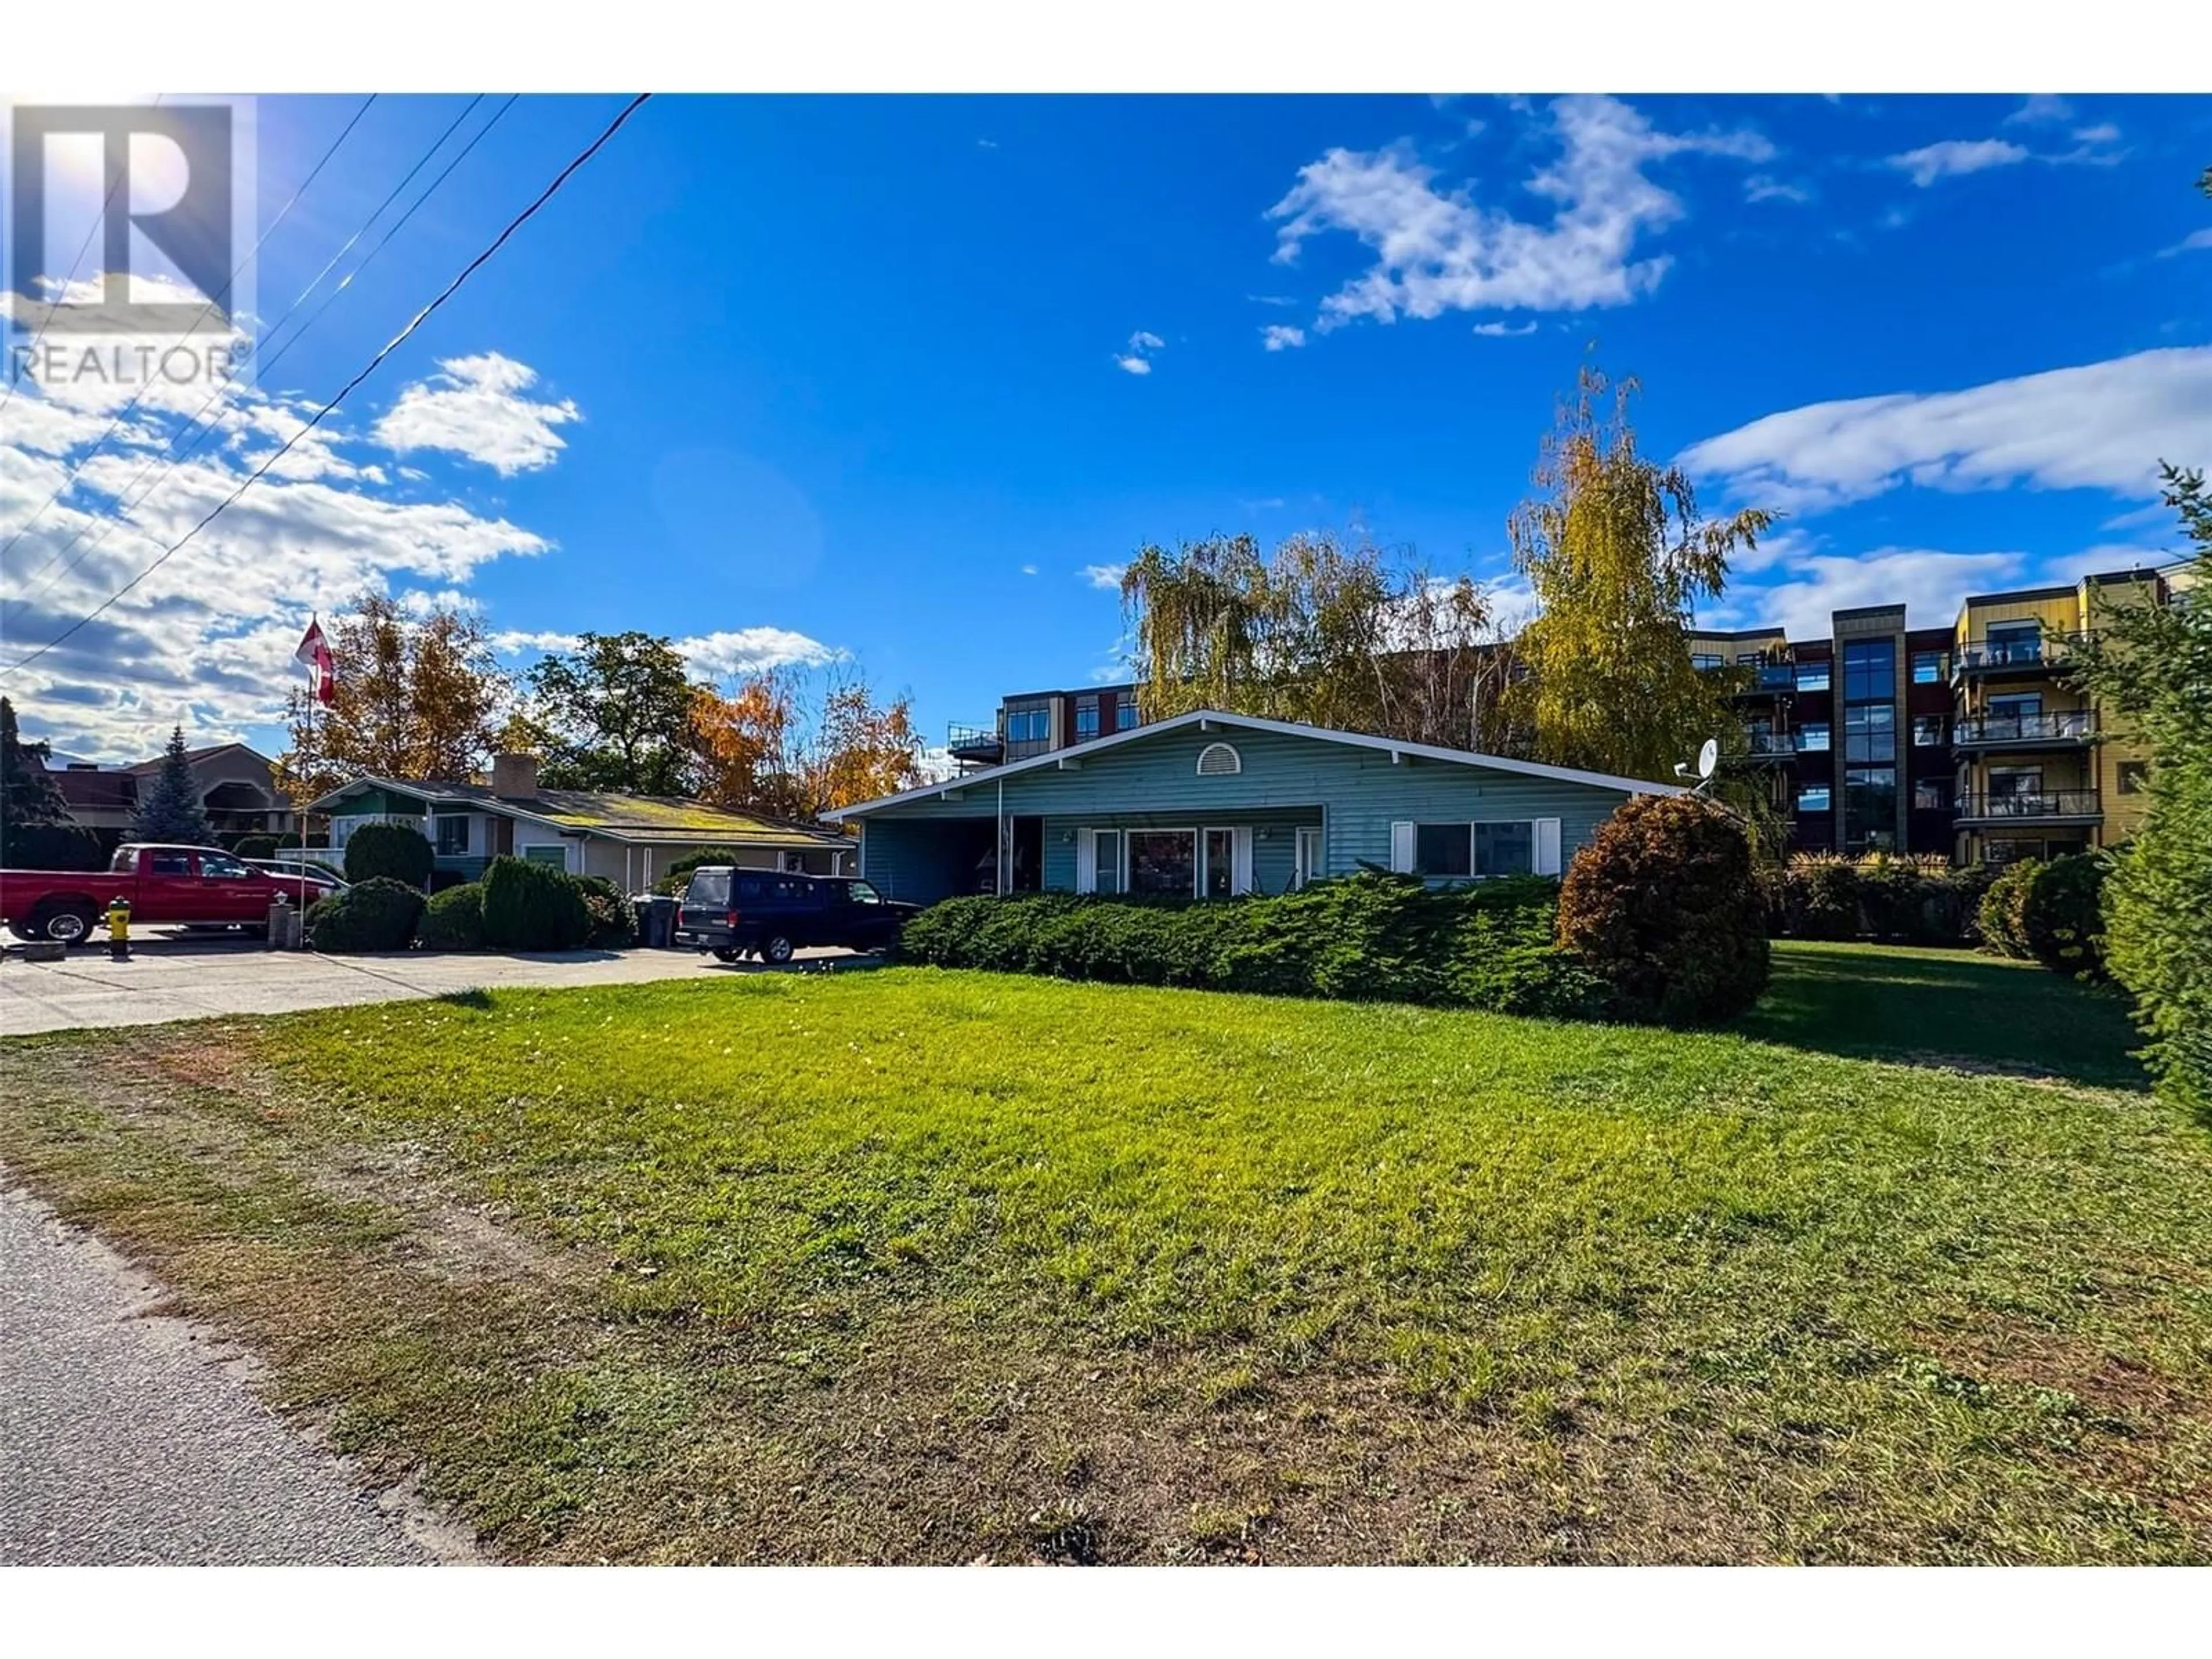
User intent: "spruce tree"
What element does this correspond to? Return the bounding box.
[131,725,217,844]
[1,696,70,830]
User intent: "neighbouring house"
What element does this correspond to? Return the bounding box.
[828,709,1679,904]
[47,742,298,849]
[307,753,855,890]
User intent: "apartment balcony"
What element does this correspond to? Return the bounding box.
[1728,663,1798,699]
[1954,789,2103,827]
[1950,710,2096,751]
[1740,732,1798,762]
[1952,631,2093,681]
[946,722,1004,768]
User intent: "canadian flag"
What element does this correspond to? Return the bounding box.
[294,618,336,707]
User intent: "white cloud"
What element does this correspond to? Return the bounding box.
[1888,139,2029,188]
[2072,123,2121,146]
[1020,563,1039,576]
[1081,562,1127,591]
[676,627,842,681]
[1115,329,1165,376]
[1679,347,2212,516]
[1261,324,1306,351]
[1265,94,1773,332]
[1745,175,1814,204]
[489,628,581,657]
[371,353,581,475]
[2003,95,2074,127]
[2158,228,2212,258]
[1471,320,1537,337]
[1708,544,2031,637]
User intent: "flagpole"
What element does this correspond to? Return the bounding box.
[300,615,314,920]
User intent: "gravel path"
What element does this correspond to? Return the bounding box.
[0,1181,466,1565]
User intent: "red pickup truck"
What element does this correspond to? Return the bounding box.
[2,843,343,945]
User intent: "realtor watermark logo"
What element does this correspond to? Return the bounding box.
[2,96,257,393]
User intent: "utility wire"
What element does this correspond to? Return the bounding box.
[1,93,650,679]
[5,96,509,612]
[0,96,164,430]
[0,96,378,570]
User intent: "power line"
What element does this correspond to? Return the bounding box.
[0,96,378,570]
[5,96,509,612]
[0,96,163,430]
[1,93,650,680]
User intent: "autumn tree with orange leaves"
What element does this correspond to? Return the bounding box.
[690,666,923,821]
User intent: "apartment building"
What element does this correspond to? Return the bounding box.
[947,681,1143,771]
[1690,567,2171,865]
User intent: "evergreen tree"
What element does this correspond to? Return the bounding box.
[1,695,71,832]
[131,726,216,844]
[2069,463,2212,1113]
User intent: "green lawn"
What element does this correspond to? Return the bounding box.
[2,942,2207,1564]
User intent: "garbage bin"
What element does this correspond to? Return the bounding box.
[634,893,677,948]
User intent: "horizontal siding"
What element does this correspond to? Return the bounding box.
[867,725,1645,885]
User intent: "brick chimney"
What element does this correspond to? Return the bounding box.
[490,752,539,800]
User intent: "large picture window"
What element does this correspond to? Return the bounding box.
[1127,830,1195,896]
[1410,821,1536,878]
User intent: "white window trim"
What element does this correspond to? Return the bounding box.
[1200,825,1255,897]
[1393,817,1562,879]
[1195,741,1243,777]
[516,841,571,872]
[1294,824,1324,889]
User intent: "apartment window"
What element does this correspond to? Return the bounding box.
[1734,650,1763,666]
[1691,652,1723,671]
[1911,715,1946,748]
[1990,692,2042,720]
[1914,777,1952,812]
[1990,766,2043,804]
[1987,620,2042,665]
[435,815,469,855]
[1911,649,1947,684]
[1797,783,1832,814]
[1006,708,1049,744]
[1794,661,1831,693]
[1843,639,1895,703]
[1844,703,1896,763]
[1074,696,1100,741]
[1115,700,1139,731]
[2118,759,2150,795]
[1127,830,1195,896]
[1795,722,1831,753]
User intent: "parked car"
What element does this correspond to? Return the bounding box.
[247,857,349,891]
[676,868,917,964]
[1,843,344,945]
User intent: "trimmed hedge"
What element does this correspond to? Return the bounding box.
[343,821,434,889]
[1556,794,1770,1025]
[1,820,106,871]
[480,854,592,952]
[232,833,279,861]
[2021,853,2107,978]
[1766,854,1993,946]
[415,881,487,951]
[304,876,424,953]
[902,872,1611,1020]
[1978,859,2041,960]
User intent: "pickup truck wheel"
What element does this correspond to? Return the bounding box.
[761,933,796,965]
[30,900,97,945]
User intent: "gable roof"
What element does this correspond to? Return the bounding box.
[306,776,850,850]
[826,709,1684,819]
[122,741,274,775]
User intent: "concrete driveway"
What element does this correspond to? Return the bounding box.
[0,929,876,1037]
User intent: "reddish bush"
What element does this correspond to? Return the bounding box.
[1556,793,1770,1024]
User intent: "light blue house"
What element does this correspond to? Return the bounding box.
[827,710,1680,904]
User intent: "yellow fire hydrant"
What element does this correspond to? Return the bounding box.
[107,895,132,962]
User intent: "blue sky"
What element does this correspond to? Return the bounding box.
[3,91,2209,763]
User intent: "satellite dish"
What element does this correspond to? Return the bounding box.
[1696,738,1719,781]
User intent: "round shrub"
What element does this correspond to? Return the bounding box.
[1556,794,1770,1025]
[2,821,106,871]
[1976,858,2041,959]
[2022,853,2107,977]
[573,874,636,948]
[232,833,279,862]
[304,876,424,953]
[343,821,434,888]
[415,881,487,951]
[657,846,745,897]
[480,854,591,952]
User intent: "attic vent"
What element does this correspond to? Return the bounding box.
[1195,741,1243,777]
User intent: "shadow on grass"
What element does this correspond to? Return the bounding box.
[1736,941,2147,1091]
[434,987,495,1010]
